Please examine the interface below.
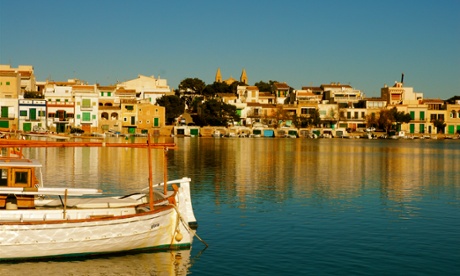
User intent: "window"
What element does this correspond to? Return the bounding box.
[20,110,28,117]
[125,105,134,111]
[82,99,91,108]
[410,111,415,120]
[6,82,10,85]
[108,92,111,97]
[420,111,425,120]
[0,169,7,186]
[82,112,91,121]
[39,110,46,117]
[12,169,30,187]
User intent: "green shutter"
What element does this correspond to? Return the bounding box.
[154,117,159,127]
[420,111,425,120]
[23,123,32,131]
[82,99,91,108]
[410,111,415,120]
[30,109,37,120]
[1,107,8,118]
[0,121,9,128]
[82,112,91,121]
[419,124,425,133]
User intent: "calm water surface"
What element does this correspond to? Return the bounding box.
[1,137,459,275]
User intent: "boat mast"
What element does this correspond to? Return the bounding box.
[164,146,168,196]
[147,135,154,210]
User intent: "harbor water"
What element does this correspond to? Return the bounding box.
[1,137,459,275]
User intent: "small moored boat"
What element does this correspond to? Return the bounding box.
[0,139,203,261]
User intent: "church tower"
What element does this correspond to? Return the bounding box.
[240,68,248,84]
[215,68,222,83]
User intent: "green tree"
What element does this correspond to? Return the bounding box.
[308,109,321,127]
[196,99,240,126]
[366,112,378,128]
[377,107,412,132]
[156,95,185,125]
[377,109,394,132]
[390,107,412,124]
[178,78,206,94]
[433,119,446,133]
[201,82,231,98]
[229,81,245,94]
[254,80,277,93]
[23,92,44,99]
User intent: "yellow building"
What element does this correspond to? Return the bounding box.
[0,69,21,130]
[137,101,165,135]
[215,68,248,85]
[445,101,460,135]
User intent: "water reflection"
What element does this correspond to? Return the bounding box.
[170,138,460,212]
[23,138,460,212]
[0,249,192,276]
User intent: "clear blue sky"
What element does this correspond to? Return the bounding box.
[1,0,459,99]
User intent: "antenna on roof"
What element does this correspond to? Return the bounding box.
[401,73,404,84]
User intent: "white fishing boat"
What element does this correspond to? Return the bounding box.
[0,139,204,261]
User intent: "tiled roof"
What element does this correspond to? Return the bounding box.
[273,82,290,89]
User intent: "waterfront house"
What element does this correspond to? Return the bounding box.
[137,100,166,136]
[117,87,138,135]
[98,85,121,134]
[273,82,290,104]
[44,80,77,133]
[0,70,20,130]
[73,84,99,134]
[445,100,460,135]
[18,99,46,132]
[117,74,172,103]
[423,98,445,134]
[322,82,364,106]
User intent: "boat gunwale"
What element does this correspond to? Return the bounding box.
[0,203,175,226]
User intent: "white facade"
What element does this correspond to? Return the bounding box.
[117,75,171,104]
[18,99,47,131]
[74,85,99,132]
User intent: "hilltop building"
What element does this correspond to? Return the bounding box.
[215,68,248,85]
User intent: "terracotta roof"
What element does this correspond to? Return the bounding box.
[259,92,275,97]
[301,86,322,91]
[247,86,258,91]
[296,91,316,97]
[273,82,290,89]
[321,83,352,89]
[422,98,444,103]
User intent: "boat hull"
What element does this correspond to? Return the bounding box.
[0,207,193,260]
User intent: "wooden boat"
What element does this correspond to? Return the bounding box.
[0,139,203,261]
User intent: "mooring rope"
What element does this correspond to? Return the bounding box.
[170,204,208,248]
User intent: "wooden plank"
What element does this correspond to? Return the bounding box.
[0,187,103,196]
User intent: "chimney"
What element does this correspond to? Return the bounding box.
[401,73,404,84]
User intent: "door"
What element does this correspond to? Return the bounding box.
[29,108,37,120]
[23,122,32,132]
